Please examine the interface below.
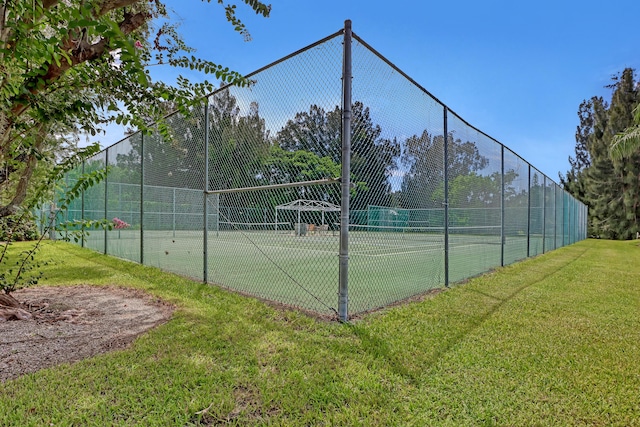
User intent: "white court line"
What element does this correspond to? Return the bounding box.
[186,234,497,258]
[207,236,439,257]
[355,243,489,257]
[207,238,338,256]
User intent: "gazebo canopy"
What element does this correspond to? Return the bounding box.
[275,200,340,234]
[276,199,341,212]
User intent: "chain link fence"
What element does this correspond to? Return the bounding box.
[45,21,587,320]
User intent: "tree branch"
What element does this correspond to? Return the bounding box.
[0,153,28,186]
[0,4,6,37]
[4,10,148,140]
[0,125,45,217]
[97,0,140,17]
[43,0,61,10]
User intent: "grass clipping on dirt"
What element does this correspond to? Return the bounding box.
[1,239,639,426]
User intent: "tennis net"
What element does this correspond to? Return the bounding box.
[346,224,503,244]
[216,221,293,232]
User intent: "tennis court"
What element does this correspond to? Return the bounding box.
[94,221,531,314]
[54,25,587,319]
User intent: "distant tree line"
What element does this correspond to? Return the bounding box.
[105,90,530,221]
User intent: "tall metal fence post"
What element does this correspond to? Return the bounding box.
[172,187,177,238]
[553,185,557,249]
[204,98,210,284]
[526,164,531,257]
[560,190,566,246]
[500,145,505,267]
[338,19,352,322]
[81,160,85,248]
[542,176,547,253]
[443,108,449,287]
[104,147,109,255]
[140,133,145,264]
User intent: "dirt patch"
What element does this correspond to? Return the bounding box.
[0,285,174,382]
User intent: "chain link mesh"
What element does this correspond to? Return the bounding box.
[201,34,344,315]
[105,134,141,262]
[446,113,502,281]
[543,178,555,252]
[82,150,106,253]
[58,164,83,242]
[503,148,528,265]
[143,107,207,278]
[529,167,545,256]
[57,27,587,319]
[343,37,447,313]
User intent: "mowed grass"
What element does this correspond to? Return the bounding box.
[1,238,639,426]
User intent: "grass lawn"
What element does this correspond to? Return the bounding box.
[1,238,639,426]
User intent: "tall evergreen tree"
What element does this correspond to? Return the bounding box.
[580,69,640,239]
[560,98,595,204]
[607,70,640,238]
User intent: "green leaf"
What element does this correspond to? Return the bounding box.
[137,72,147,86]
[76,19,98,27]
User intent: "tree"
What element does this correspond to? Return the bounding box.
[610,105,640,159]
[444,169,519,208]
[117,90,272,190]
[0,0,271,319]
[560,98,595,204]
[260,145,340,209]
[207,91,271,192]
[601,69,640,238]
[567,69,640,239]
[107,90,343,223]
[399,130,489,209]
[277,104,341,160]
[277,102,400,210]
[0,0,271,218]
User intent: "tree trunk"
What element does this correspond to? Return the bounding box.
[0,292,21,308]
[0,293,32,321]
[0,128,45,218]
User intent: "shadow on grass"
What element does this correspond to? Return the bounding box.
[347,323,415,380]
[349,245,592,382]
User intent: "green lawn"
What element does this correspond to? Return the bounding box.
[1,238,639,426]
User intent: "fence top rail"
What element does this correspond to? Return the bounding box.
[204,178,340,195]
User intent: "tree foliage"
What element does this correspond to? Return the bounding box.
[261,145,340,206]
[610,77,640,160]
[399,130,489,209]
[444,169,520,208]
[562,68,640,239]
[0,0,271,218]
[559,98,596,204]
[277,102,400,210]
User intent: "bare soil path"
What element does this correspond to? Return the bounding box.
[1,285,174,382]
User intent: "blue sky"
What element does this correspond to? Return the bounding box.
[96,0,640,182]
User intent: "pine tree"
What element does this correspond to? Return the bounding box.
[583,69,640,239]
[560,98,594,205]
[609,70,640,238]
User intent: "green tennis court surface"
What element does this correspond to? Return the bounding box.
[89,224,534,315]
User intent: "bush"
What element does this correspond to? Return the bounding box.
[0,214,40,242]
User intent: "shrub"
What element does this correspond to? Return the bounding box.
[0,214,40,242]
